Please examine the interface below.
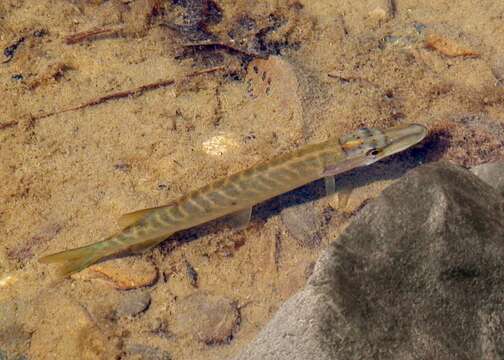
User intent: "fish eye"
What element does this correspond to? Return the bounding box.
[367,149,380,156]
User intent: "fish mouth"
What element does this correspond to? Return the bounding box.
[379,123,428,159]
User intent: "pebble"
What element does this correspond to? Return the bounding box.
[74,257,158,290]
[125,344,171,360]
[170,292,239,345]
[116,290,151,317]
[114,160,131,172]
[280,203,323,248]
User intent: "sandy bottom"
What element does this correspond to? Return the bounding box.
[1,0,504,359]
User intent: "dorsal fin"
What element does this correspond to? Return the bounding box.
[118,203,175,229]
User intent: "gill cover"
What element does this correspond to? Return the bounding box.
[339,123,428,165]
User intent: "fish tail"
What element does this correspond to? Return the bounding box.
[39,238,118,276]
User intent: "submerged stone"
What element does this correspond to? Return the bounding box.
[235,161,504,359]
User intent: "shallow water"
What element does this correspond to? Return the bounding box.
[1,1,504,359]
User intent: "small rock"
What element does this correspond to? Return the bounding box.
[75,258,158,290]
[425,32,480,57]
[471,161,504,196]
[414,22,428,33]
[114,160,131,172]
[171,292,239,345]
[116,291,151,317]
[242,56,304,149]
[280,203,323,248]
[125,344,171,360]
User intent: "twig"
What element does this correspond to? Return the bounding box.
[0,121,18,130]
[388,0,397,18]
[328,72,379,88]
[65,27,121,45]
[273,231,282,272]
[182,42,266,59]
[0,66,224,130]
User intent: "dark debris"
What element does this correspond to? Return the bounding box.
[3,37,25,63]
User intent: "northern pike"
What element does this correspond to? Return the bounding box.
[40,123,428,275]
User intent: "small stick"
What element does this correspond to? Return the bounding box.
[273,232,282,272]
[0,121,18,130]
[388,0,397,18]
[65,27,121,45]
[182,42,266,59]
[328,72,379,88]
[0,66,224,129]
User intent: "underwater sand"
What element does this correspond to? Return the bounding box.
[1,0,504,359]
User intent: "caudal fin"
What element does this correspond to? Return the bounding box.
[39,243,108,276]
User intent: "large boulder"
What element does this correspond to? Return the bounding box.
[235,161,504,359]
[471,161,504,196]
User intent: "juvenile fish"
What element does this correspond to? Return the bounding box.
[39,124,428,275]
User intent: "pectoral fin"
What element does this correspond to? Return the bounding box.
[225,207,252,230]
[324,176,336,196]
[118,203,175,229]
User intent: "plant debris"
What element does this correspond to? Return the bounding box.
[425,33,480,58]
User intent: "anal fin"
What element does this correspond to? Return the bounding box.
[225,207,252,231]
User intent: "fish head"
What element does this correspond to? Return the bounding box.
[338,123,428,166]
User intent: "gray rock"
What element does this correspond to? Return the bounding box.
[116,291,151,318]
[125,344,171,360]
[471,161,504,195]
[171,292,239,345]
[280,203,323,248]
[235,161,504,360]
